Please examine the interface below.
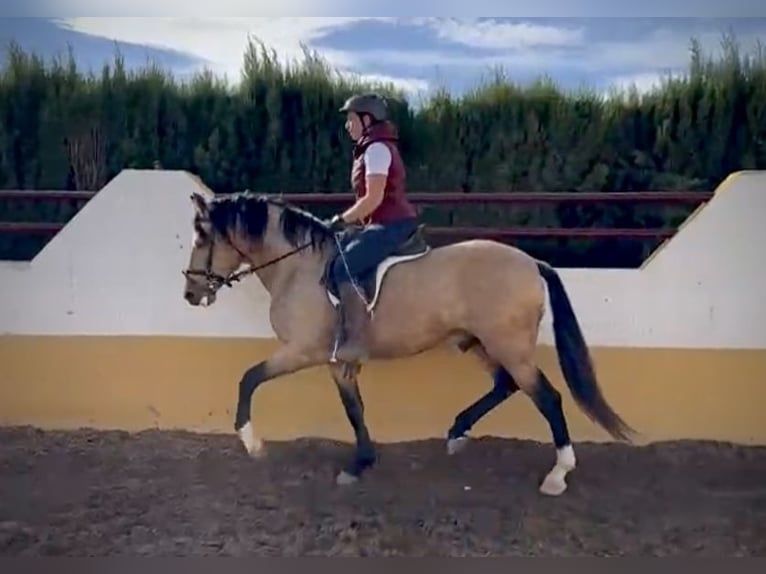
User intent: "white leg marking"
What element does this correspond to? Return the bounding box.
[238,422,265,458]
[447,436,470,455]
[539,444,576,496]
[336,471,358,486]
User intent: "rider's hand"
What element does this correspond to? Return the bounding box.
[326,214,346,232]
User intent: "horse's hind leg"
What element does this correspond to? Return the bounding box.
[529,368,576,495]
[447,342,519,455]
[481,333,576,496]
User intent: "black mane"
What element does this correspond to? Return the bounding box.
[207,191,334,250]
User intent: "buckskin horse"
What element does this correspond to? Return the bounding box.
[182,190,634,496]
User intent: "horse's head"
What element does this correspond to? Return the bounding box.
[182,190,333,306]
[182,191,249,306]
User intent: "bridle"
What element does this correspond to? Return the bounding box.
[182,234,314,294]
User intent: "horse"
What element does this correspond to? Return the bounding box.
[182,189,635,496]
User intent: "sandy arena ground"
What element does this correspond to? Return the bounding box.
[1,426,765,556]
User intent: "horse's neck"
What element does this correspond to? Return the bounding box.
[253,242,327,295]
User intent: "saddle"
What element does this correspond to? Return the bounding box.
[322,224,431,312]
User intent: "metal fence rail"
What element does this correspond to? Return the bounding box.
[0,188,713,240]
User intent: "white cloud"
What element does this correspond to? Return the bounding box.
[582,27,766,78]
[322,46,552,70]
[607,72,668,95]
[591,29,706,71]
[57,16,432,97]
[30,0,364,17]
[19,0,761,17]
[424,17,585,49]
[337,70,431,97]
[57,17,391,81]
[318,21,766,77]
[49,16,766,100]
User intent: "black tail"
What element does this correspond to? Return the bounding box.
[536,260,636,442]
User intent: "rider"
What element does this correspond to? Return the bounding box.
[326,92,419,363]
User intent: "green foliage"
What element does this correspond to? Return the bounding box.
[1,34,764,266]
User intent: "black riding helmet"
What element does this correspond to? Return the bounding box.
[338,93,389,123]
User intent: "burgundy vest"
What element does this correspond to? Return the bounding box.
[351,121,417,225]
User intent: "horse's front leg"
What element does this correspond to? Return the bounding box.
[234,344,323,457]
[329,361,376,485]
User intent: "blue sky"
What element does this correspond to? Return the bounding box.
[2,10,765,102]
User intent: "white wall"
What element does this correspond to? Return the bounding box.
[540,171,766,350]
[0,170,274,338]
[1,169,764,350]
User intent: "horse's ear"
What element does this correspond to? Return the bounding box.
[190,192,208,217]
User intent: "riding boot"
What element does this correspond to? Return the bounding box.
[332,283,370,364]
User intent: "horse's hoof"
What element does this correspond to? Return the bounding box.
[247,443,266,459]
[539,446,576,495]
[539,473,567,496]
[447,436,469,455]
[336,470,359,486]
[238,422,265,458]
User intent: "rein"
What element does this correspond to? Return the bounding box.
[183,239,315,291]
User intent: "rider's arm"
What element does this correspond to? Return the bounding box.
[341,143,391,223]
